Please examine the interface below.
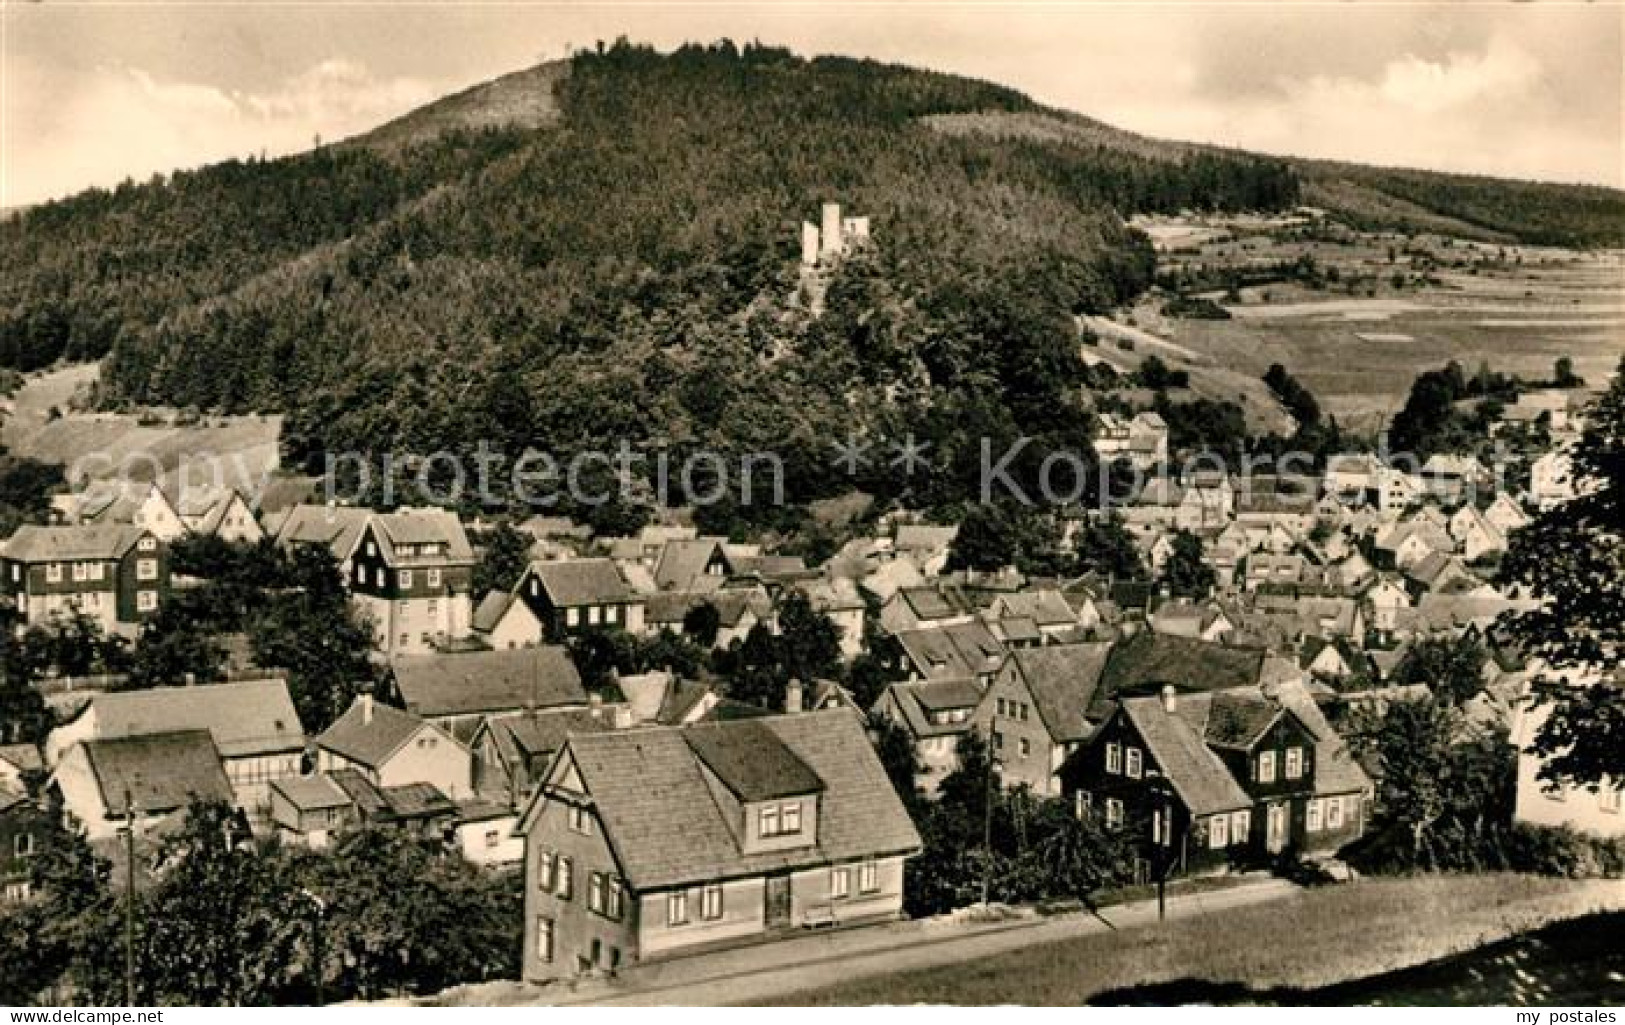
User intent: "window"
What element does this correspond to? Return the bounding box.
[399,569,413,588]
[860,860,879,893]
[136,558,158,581]
[991,730,1004,751]
[996,697,1006,716]
[1105,797,1124,828]
[667,891,689,926]
[535,918,555,963]
[1018,737,1031,759]
[588,872,606,914]
[1106,741,1122,774]
[588,606,602,626]
[759,805,779,837]
[781,802,802,835]
[71,563,87,582]
[702,883,723,920]
[1231,809,1251,843]
[566,607,581,627]
[88,563,105,582]
[1307,799,1323,832]
[1327,796,1345,829]
[760,801,803,838]
[46,564,62,583]
[366,541,377,557]
[1209,814,1229,849]
[556,856,573,900]
[356,565,366,583]
[830,867,850,899]
[569,805,591,835]
[1074,790,1092,820]
[138,537,157,552]
[1257,751,1277,784]
[136,591,158,612]
[427,568,442,588]
[535,848,558,891]
[1125,747,1143,779]
[1602,788,1622,815]
[606,879,624,921]
[1285,747,1303,780]
[14,833,33,858]
[590,939,602,966]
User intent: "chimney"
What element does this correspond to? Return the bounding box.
[612,705,633,730]
[1161,684,1178,714]
[360,694,374,725]
[785,678,804,715]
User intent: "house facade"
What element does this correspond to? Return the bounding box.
[511,559,647,642]
[347,512,476,656]
[516,709,920,982]
[0,525,167,636]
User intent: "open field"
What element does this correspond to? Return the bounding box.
[764,874,1625,1006]
[1,363,281,492]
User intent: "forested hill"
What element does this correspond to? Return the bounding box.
[1,41,1619,526]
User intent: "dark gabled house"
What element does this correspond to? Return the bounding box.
[1,788,52,904]
[1062,682,1370,878]
[504,559,647,642]
[515,708,920,981]
[0,525,168,636]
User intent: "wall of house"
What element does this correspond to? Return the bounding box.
[378,727,472,801]
[974,662,1060,795]
[225,751,304,817]
[1515,746,1625,839]
[488,599,545,650]
[48,747,124,840]
[456,814,524,866]
[637,876,766,958]
[788,856,905,925]
[523,799,637,982]
[740,795,819,855]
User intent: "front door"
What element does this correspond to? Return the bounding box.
[1266,803,1288,853]
[765,874,792,928]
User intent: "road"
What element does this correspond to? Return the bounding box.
[542,877,1302,1007]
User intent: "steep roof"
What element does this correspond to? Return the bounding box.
[525,708,920,890]
[1010,642,1115,743]
[0,743,43,774]
[879,679,981,739]
[316,698,440,769]
[895,585,973,622]
[894,524,958,552]
[652,538,726,591]
[1098,632,1267,714]
[1119,696,1252,815]
[484,708,613,768]
[1202,691,1286,750]
[471,590,515,633]
[80,679,303,758]
[371,509,475,565]
[528,558,639,607]
[4,524,148,563]
[271,773,352,812]
[80,730,234,816]
[392,647,584,720]
[684,718,826,801]
[991,589,1079,628]
[893,619,1005,679]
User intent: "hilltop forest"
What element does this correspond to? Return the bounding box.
[2,41,1620,528]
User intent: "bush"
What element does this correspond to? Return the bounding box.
[1504,823,1625,879]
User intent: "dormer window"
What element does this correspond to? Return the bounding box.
[1106,741,1122,774]
[759,801,802,838]
[1125,747,1143,780]
[1258,750,1277,783]
[1285,747,1304,779]
[138,537,157,552]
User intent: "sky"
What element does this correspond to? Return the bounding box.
[3,1,1622,207]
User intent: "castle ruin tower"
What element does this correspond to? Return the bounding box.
[820,203,842,261]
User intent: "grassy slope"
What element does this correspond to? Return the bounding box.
[763,875,1624,1006]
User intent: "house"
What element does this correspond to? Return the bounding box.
[1148,601,1232,642]
[1511,675,1624,839]
[472,590,545,650]
[1501,389,1575,433]
[516,708,920,981]
[471,707,618,809]
[799,578,866,659]
[1361,575,1413,633]
[507,559,647,641]
[1,789,52,903]
[56,481,187,542]
[345,510,477,656]
[454,801,524,866]
[1244,552,1306,592]
[1448,505,1507,562]
[1529,451,1576,510]
[1061,683,1370,877]
[651,538,731,592]
[1323,454,1385,503]
[890,620,1006,683]
[315,695,472,801]
[0,525,167,635]
[879,584,976,634]
[1419,454,1488,505]
[174,485,264,544]
[645,587,773,650]
[44,678,303,817]
[1094,412,1169,469]
[1300,636,1370,683]
[1096,632,1273,713]
[390,646,586,739]
[974,643,1116,795]
[1482,493,1531,535]
[856,557,925,606]
[1403,552,1481,597]
[872,678,983,794]
[892,525,959,577]
[1373,520,1452,571]
[268,768,460,848]
[48,729,235,840]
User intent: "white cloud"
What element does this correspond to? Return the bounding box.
[6,59,439,206]
[1374,38,1541,114]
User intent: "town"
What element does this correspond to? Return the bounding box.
[0,318,1617,1003]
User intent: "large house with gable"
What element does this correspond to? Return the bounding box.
[0,525,168,636]
[516,709,920,981]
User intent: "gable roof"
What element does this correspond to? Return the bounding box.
[78,730,234,817]
[472,590,515,633]
[990,589,1079,628]
[79,679,303,758]
[4,525,149,563]
[1118,696,1252,815]
[527,558,640,607]
[370,509,475,565]
[684,718,826,801]
[878,679,982,739]
[481,708,615,769]
[392,647,584,720]
[653,538,726,591]
[1202,691,1287,749]
[271,772,353,812]
[893,619,1005,679]
[1009,642,1115,744]
[316,698,442,769]
[275,504,373,560]
[894,584,973,622]
[523,708,920,890]
[1098,632,1267,713]
[0,743,43,774]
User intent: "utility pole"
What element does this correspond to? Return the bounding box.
[302,889,327,1006]
[980,743,997,909]
[123,784,137,1006]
